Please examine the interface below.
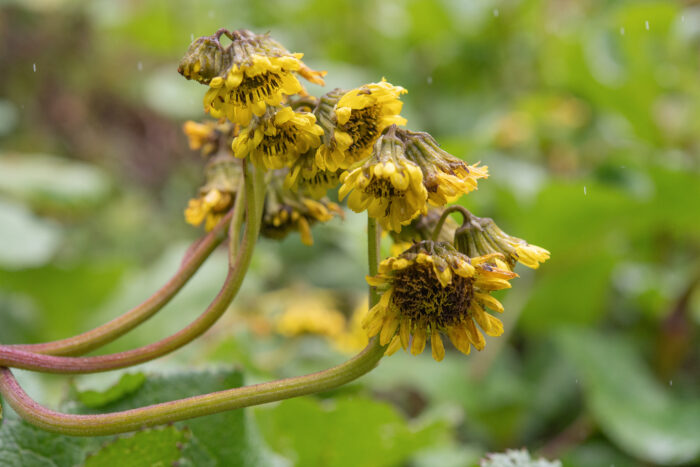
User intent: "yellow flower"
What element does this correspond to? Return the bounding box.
[277,300,346,338]
[183,120,238,157]
[285,150,341,199]
[315,80,407,172]
[339,125,428,232]
[332,298,370,354]
[364,241,517,361]
[181,29,325,126]
[454,215,550,270]
[401,129,488,205]
[262,170,344,246]
[232,106,323,170]
[184,154,242,231]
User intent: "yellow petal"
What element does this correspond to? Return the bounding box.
[384,335,402,356]
[379,314,399,346]
[411,327,427,355]
[447,325,471,355]
[430,329,445,362]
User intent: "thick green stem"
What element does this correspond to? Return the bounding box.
[8,213,231,356]
[228,181,247,266]
[0,166,260,374]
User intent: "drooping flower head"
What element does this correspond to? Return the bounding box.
[400,129,489,206]
[454,215,550,270]
[180,29,326,126]
[183,120,238,158]
[231,106,323,170]
[364,241,517,361]
[185,153,242,231]
[261,169,344,246]
[339,125,428,232]
[315,81,407,172]
[285,150,341,199]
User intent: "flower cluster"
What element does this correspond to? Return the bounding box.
[180,29,325,126]
[180,28,549,362]
[338,126,488,232]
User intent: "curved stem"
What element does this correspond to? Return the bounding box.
[0,165,262,374]
[0,207,386,437]
[10,212,232,357]
[0,339,384,436]
[432,204,474,242]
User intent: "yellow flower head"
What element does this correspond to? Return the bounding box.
[364,240,517,361]
[339,125,428,233]
[262,170,344,246]
[315,81,407,172]
[454,215,550,270]
[184,154,242,231]
[232,106,323,170]
[180,29,325,126]
[401,129,488,206]
[285,150,341,199]
[183,120,238,158]
[332,298,370,354]
[276,296,346,338]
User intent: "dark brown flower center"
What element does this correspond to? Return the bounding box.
[391,263,472,328]
[259,126,297,156]
[342,106,380,154]
[228,71,284,105]
[367,177,403,198]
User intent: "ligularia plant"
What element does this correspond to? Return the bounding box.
[0,28,548,436]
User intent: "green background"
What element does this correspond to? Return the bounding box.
[0,0,698,466]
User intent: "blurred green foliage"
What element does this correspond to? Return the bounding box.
[0,0,698,466]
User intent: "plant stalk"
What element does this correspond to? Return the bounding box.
[0,165,260,374]
[8,213,232,356]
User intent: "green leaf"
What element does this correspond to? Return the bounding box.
[255,396,450,467]
[0,414,91,467]
[69,368,277,467]
[75,372,146,408]
[0,368,276,467]
[0,259,127,343]
[557,329,700,465]
[480,448,561,467]
[84,426,186,467]
[0,153,111,210]
[0,198,62,270]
